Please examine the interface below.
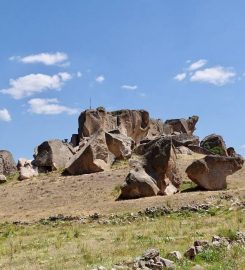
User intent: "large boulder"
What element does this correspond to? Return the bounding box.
[165,115,199,135]
[0,150,17,176]
[0,174,7,183]
[65,130,113,175]
[119,161,160,199]
[144,137,182,195]
[186,155,244,190]
[78,107,150,144]
[146,118,172,139]
[105,131,134,159]
[18,158,38,180]
[200,134,228,156]
[33,140,74,172]
[120,137,182,199]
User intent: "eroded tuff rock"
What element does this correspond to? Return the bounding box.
[0,150,17,176]
[17,158,38,180]
[120,137,182,199]
[78,107,150,144]
[119,161,160,199]
[200,134,228,156]
[33,140,74,172]
[186,155,244,190]
[165,115,199,135]
[65,129,113,175]
[105,131,134,160]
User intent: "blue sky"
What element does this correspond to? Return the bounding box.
[1,0,245,160]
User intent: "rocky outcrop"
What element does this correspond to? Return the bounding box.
[200,134,228,156]
[119,161,160,199]
[18,158,38,180]
[0,150,17,176]
[65,130,113,175]
[120,137,182,199]
[165,115,199,135]
[33,140,74,172]
[105,131,134,160]
[186,155,244,190]
[146,118,172,139]
[78,107,150,144]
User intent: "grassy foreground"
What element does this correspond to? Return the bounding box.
[0,207,244,270]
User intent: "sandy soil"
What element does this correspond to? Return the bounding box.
[0,153,244,222]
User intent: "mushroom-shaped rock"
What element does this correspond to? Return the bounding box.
[0,150,17,176]
[186,155,244,190]
[65,130,113,175]
[33,140,74,172]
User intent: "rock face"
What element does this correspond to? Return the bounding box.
[18,158,38,180]
[0,150,17,176]
[186,155,244,190]
[119,161,160,199]
[65,130,112,175]
[78,107,150,144]
[165,115,199,135]
[105,131,134,160]
[120,137,182,199]
[200,134,228,156]
[33,140,74,172]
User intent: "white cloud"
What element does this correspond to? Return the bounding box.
[174,73,186,81]
[28,98,78,115]
[121,85,138,90]
[0,72,72,99]
[190,66,236,86]
[77,71,82,78]
[95,75,105,83]
[188,59,207,71]
[0,109,11,122]
[241,145,245,150]
[10,52,68,66]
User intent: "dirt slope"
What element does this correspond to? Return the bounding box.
[0,153,244,222]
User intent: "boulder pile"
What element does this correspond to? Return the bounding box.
[1,106,243,198]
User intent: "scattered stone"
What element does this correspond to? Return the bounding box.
[168,251,182,261]
[18,158,39,180]
[0,150,17,176]
[184,246,196,260]
[0,174,7,183]
[186,155,244,190]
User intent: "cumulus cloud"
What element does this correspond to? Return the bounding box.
[0,72,72,99]
[0,108,11,122]
[121,85,138,90]
[174,73,186,81]
[188,59,207,71]
[77,71,82,78]
[190,66,236,86]
[28,98,78,115]
[10,52,68,66]
[95,75,105,83]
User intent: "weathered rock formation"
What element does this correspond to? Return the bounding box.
[105,131,134,160]
[77,107,150,144]
[120,137,182,199]
[119,161,160,199]
[33,140,74,172]
[0,174,7,183]
[200,134,228,156]
[186,155,244,190]
[0,150,17,176]
[18,158,38,180]
[65,130,113,175]
[165,115,199,135]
